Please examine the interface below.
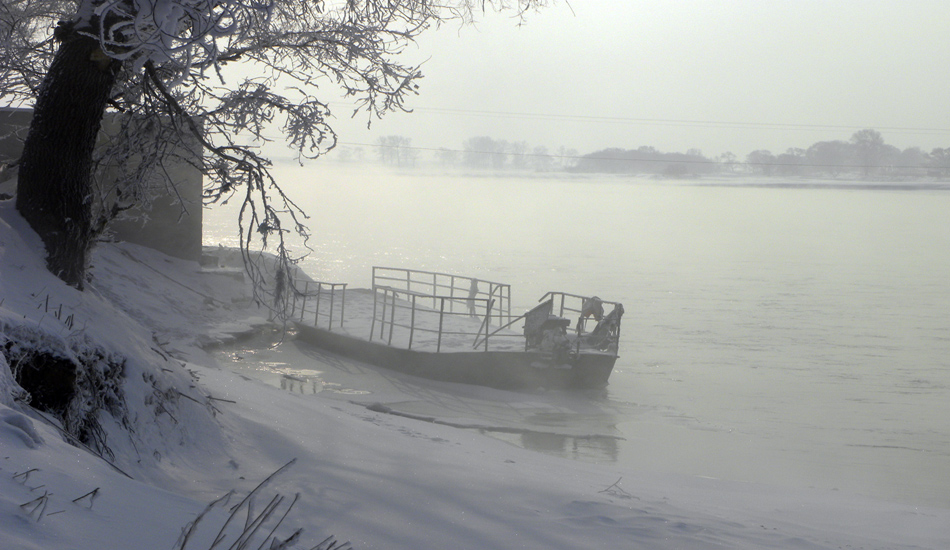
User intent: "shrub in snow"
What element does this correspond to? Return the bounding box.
[1,324,127,457]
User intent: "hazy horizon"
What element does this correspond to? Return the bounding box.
[311,1,950,161]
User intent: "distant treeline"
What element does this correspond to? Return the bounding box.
[337,129,950,178]
[575,129,950,178]
[572,147,714,176]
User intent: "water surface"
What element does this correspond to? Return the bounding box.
[206,165,950,508]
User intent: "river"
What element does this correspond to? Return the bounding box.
[204,164,950,508]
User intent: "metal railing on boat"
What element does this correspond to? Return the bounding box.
[287,268,522,352]
[372,267,512,328]
[369,285,522,352]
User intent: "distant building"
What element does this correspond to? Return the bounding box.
[0,107,203,261]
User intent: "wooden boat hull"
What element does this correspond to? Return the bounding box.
[294,322,616,390]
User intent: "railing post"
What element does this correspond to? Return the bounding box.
[485,298,494,351]
[328,284,335,331]
[498,285,504,326]
[408,294,417,349]
[449,275,456,313]
[437,297,446,353]
[487,283,493,327]
[369,287,378,342]
[478,298,495,351]
[379,288,388,340]
[387,290,396,345]
[300,281,308,321]
[340,285,346,328]
[315,282,322,327]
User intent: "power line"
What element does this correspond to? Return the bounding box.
[391,106,950,136]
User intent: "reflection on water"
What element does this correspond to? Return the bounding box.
[279,372,320,394]
[278,372,372,395]
[486,430,621,462]
[224,332,371,396]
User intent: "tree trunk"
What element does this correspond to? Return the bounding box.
[16,29,118,289]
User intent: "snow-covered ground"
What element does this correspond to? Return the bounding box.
[2,199,949,549]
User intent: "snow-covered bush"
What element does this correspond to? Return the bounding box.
[0,201,231,474]
[1,323,127,456]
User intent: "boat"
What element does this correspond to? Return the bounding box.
[289,267,624,390]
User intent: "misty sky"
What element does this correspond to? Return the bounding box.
[330,0,950,159]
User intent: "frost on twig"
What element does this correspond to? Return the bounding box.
[599,476,637,500]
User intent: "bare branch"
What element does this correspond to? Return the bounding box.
[2,0,547,316]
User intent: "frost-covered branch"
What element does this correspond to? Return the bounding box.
[0,0,71,105]
[3,0,545,315]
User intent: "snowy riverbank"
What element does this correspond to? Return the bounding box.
[2,200,949,549]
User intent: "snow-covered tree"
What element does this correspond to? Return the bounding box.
[2,0,542,301]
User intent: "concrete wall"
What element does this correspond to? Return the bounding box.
[0,107,203,261]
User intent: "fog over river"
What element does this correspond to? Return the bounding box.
[205,165,950,509]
